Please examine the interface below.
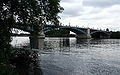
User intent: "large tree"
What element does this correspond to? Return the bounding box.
[0,0,63,74]
[0,0,63,34]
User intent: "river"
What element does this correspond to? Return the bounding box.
[11,37,120,75]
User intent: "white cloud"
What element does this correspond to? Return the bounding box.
[60,0,83,17]
[59,0,120,31]
[83,0,120,8]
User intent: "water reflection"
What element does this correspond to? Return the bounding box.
[76,38,91,44]
[44,38,70,53]
[40,38,120,75]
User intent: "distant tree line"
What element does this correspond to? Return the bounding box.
[45,29,70,37]
[110,31,120,39]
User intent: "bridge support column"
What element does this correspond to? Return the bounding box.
[76,28,91,39]
[29,30,45,49]
[29,36,44,49]
[87,28,91,39]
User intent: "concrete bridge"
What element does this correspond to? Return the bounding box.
[13,24,110,39]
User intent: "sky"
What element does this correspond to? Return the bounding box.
[59,0,120,31]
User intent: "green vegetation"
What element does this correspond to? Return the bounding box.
[110,31,120,39]
[45,29,70,37]
[0,0,63,75]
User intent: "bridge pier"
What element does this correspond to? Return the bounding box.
[29,30,45,49]
[76,28,91,39]
[29,36,44,49]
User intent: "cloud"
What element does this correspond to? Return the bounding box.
[60,0,84,17]
[83,0,120,8]
[59,0,120,31]
[61,0,73,3]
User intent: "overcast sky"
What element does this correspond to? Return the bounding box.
[59,0,120,31]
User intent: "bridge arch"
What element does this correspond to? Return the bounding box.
[44,26,87,35]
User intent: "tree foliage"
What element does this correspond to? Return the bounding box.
[0,0,63,74]
[0,0,63,34]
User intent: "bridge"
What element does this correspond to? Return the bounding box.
[12,24,110,39]
[43,25,110,39]
[12,24,110,49]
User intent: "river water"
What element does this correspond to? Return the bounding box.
[11,37,120,75]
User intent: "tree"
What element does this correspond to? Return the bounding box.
[0,0,63,74]
[0,0,63,34]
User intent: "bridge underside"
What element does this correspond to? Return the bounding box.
[44,28,110,39]
[44,28,92,39]
[44,27,86,34]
